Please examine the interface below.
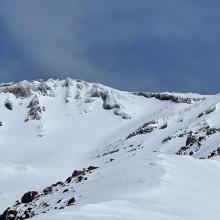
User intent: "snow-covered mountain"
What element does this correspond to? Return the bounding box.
[1,79,220,220]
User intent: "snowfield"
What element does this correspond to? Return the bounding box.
[0,79,220,219]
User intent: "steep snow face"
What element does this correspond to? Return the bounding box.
[2,78,220,220]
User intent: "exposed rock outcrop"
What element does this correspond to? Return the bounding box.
[0,165,99,220]
[25,96,42,122]
[88,84,131,119]
[135,92,205,104]
[127,120,158,139]
[198,106,216,118]
[0,81,54,98]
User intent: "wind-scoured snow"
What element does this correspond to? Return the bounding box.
[0,78,220,220]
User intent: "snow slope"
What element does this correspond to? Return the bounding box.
[30,155,220,220]
[1,79,220,219]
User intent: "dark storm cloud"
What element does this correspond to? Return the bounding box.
[0,0,219,93]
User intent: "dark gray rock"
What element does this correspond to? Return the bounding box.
[87,166,99,172]
[65,176,72,183]
[67,197,75,206]
[186,135,198,146]
[21,191,38,204]
[206,106,216,115]
[4,100,13,110]
[43,187,53,195]
[160,123,168,129]
[72,170,86,178]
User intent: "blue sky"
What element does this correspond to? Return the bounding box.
[0,0,219,93]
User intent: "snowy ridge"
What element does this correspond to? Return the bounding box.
[1,78,220,220]
[0,79,134,120]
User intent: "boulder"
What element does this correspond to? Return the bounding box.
[67,197,75,206]
[65,176,72,183]
[21,191,38,203]
[72,170,85,178]
[162,136,172,144]
[160,123,168,129]
[186,135,197,146]
[4,100,13,111]
[87,166,99,172]
[43,186,53,195]
[63,189,69,193]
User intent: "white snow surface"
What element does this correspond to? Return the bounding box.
[0,79,220,219]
